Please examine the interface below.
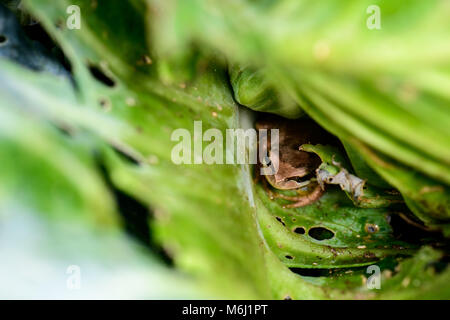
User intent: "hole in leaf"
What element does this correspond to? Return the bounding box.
[290,265,369,277]
[290,268,330,277]
[308,227,334,240]
[99,97,111,110]
[0,35,7,45]
[365,223,379,234]
[285,255,294,260]
[276,216,286,227]
[293,227,305,235]
[89,64,116,87]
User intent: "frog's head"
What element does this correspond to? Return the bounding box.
[264,141,321,190]
[257,116,327,190]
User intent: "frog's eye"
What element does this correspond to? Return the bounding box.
[262,156,271,167]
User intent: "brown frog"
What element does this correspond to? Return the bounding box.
[256,115,333,208]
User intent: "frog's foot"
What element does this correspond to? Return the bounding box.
[262,177,324,207]
[281,184,324,208]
